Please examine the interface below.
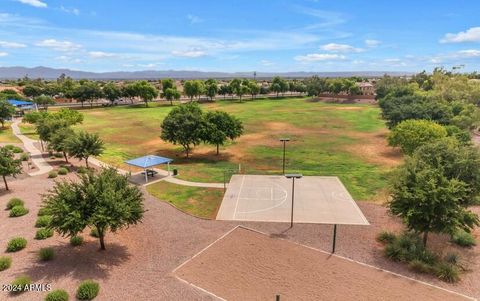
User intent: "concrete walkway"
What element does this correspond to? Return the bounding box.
[11,120,53,176]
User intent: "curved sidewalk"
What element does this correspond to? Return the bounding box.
[11,120,53,176]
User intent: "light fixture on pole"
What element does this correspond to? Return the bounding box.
[279,138,290,175]
[285,173,302,228]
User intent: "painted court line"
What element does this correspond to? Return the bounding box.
[236,181,288,215]
[232,175,246,219]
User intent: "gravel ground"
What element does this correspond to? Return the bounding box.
[0,163,478,300]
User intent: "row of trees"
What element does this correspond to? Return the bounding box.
[305,76,362,98]
[160,103,244,157]
[377,71,480,247]
[23,109,105,167]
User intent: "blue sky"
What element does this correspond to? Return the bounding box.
[0,0,480,72]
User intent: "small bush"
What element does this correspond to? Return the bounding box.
[0,256,12,271]
[451,230,476,247]
[20,153,30,161]
[76,280,100,300]
[58,167,68,175]
[6,237,27,252]
[5,145,23,153]
[45,289,69,301]
[48,171,58,178]
[408,259,432,274]
[70,235,84,246]
[35,215,52,228]
[435,263,460,283]
[90,228,99,238]
[11,275,32,294]
[39,247,55,261]
[37,207,51,216]
[9,205,29,217]
[54,152,64,158]
[444,252,460,265]
[35,228,54,240]
[77,167,88,174]
[376,231,396,244]
[6,198,24,210]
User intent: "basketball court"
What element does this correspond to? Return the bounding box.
[217,175,369,225]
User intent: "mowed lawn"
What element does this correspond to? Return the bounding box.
[0,123,19,143]
[78,98,401,200]
[147,181,224,219]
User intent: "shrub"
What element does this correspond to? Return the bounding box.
[35,228,54,240]
[5,145,23,153]
[54,152,64,158]
[35,215,52,228]
[76,280,100,300]
[444,252,460,265]
[37,207,51,216]
[451,230,476,247]
[58,167,68,175]
[11,275,32,294]
[77,166,88,174]
[39,247,55,261]
[9,205,29,217]
[408,259,432,274]
[70,235,84,246]
[0,256,12,271]
[6,198,24,210]
[6,237,27,252]
[90,228,99,238]
[376,231,396,244]
[45,289,69,301]
[20,152,30,161]
[434,263,460,283]
[48,171,58,178]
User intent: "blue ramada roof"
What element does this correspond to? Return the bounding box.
[7,99,34,107]
[125,155,173,168]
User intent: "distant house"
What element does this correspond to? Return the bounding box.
[7,99,36,115]
[355,82,375,96]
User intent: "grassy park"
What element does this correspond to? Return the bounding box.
[0,124,19,143]
[77,97,401,200]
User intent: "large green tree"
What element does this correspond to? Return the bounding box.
[163,88,181,106]
[72,81,103,107]
[205,79,218,101]
[133,81,158,107]
[66,131,105,167]
[33,95,55,110]
[204,111,244,155]
[49,127,75,163]
[0,100,15,129]
[160,103,205,157]
[103,82,122,106]
[388,119,447,155]
[42,167,144,250]
[0,146,22,191]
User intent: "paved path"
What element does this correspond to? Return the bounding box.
[11,120,53,176]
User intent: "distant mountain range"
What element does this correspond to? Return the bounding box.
[0,66,413,80]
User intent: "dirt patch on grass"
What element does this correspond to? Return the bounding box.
[323,106,365,111]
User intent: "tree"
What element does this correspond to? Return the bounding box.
[204,111,244,155]
[0,146,22,191]
[271,76,287,97]
[161,78,175,91]
[122,83,138,104]
[72,81,103,107]
[42,167,144,250]
[0,100,15,129]
[66,131,105,168]
[133,81,158,107]
[160,103,205,157]
[163,88,181,106]
[388,155,479,247]
[49,127,75,163]
[218,84,231,99]
[36,118,69,148]
[103,82,122,106]
[247,80,260,99]
[183,80,204,102]
[33,95,55,110]
[388,119,448,155]
[205,79,218,101]
[23,85,44,98]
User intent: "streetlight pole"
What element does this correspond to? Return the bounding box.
[280,138,290,175]
[285,173,302,228]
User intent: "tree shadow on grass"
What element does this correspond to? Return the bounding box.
[19,240,131,283]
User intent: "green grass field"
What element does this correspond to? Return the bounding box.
[146,181,224,219]
[78,98,400,200]
[0,123,19,143]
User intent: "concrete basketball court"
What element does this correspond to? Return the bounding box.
[216,175,369,225]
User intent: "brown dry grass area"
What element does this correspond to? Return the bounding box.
[175,227,471,301]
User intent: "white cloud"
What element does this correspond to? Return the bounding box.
[457,49,480,57]
[36,39,81,51]
[294,53,346,62]
[171,50,206,57]
[0,52,8,57]
[88,51,116,58]
[16,0,47,8]
[187,14,202,24]
[365,39,381,47]
[320,43,362,53]
[56,55,82,63]
[260,59,275,66]
[0,41,26,48]
[440,27,480,43]
[60,6,80,16]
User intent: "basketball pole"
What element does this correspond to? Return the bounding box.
[332,224,337,253]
